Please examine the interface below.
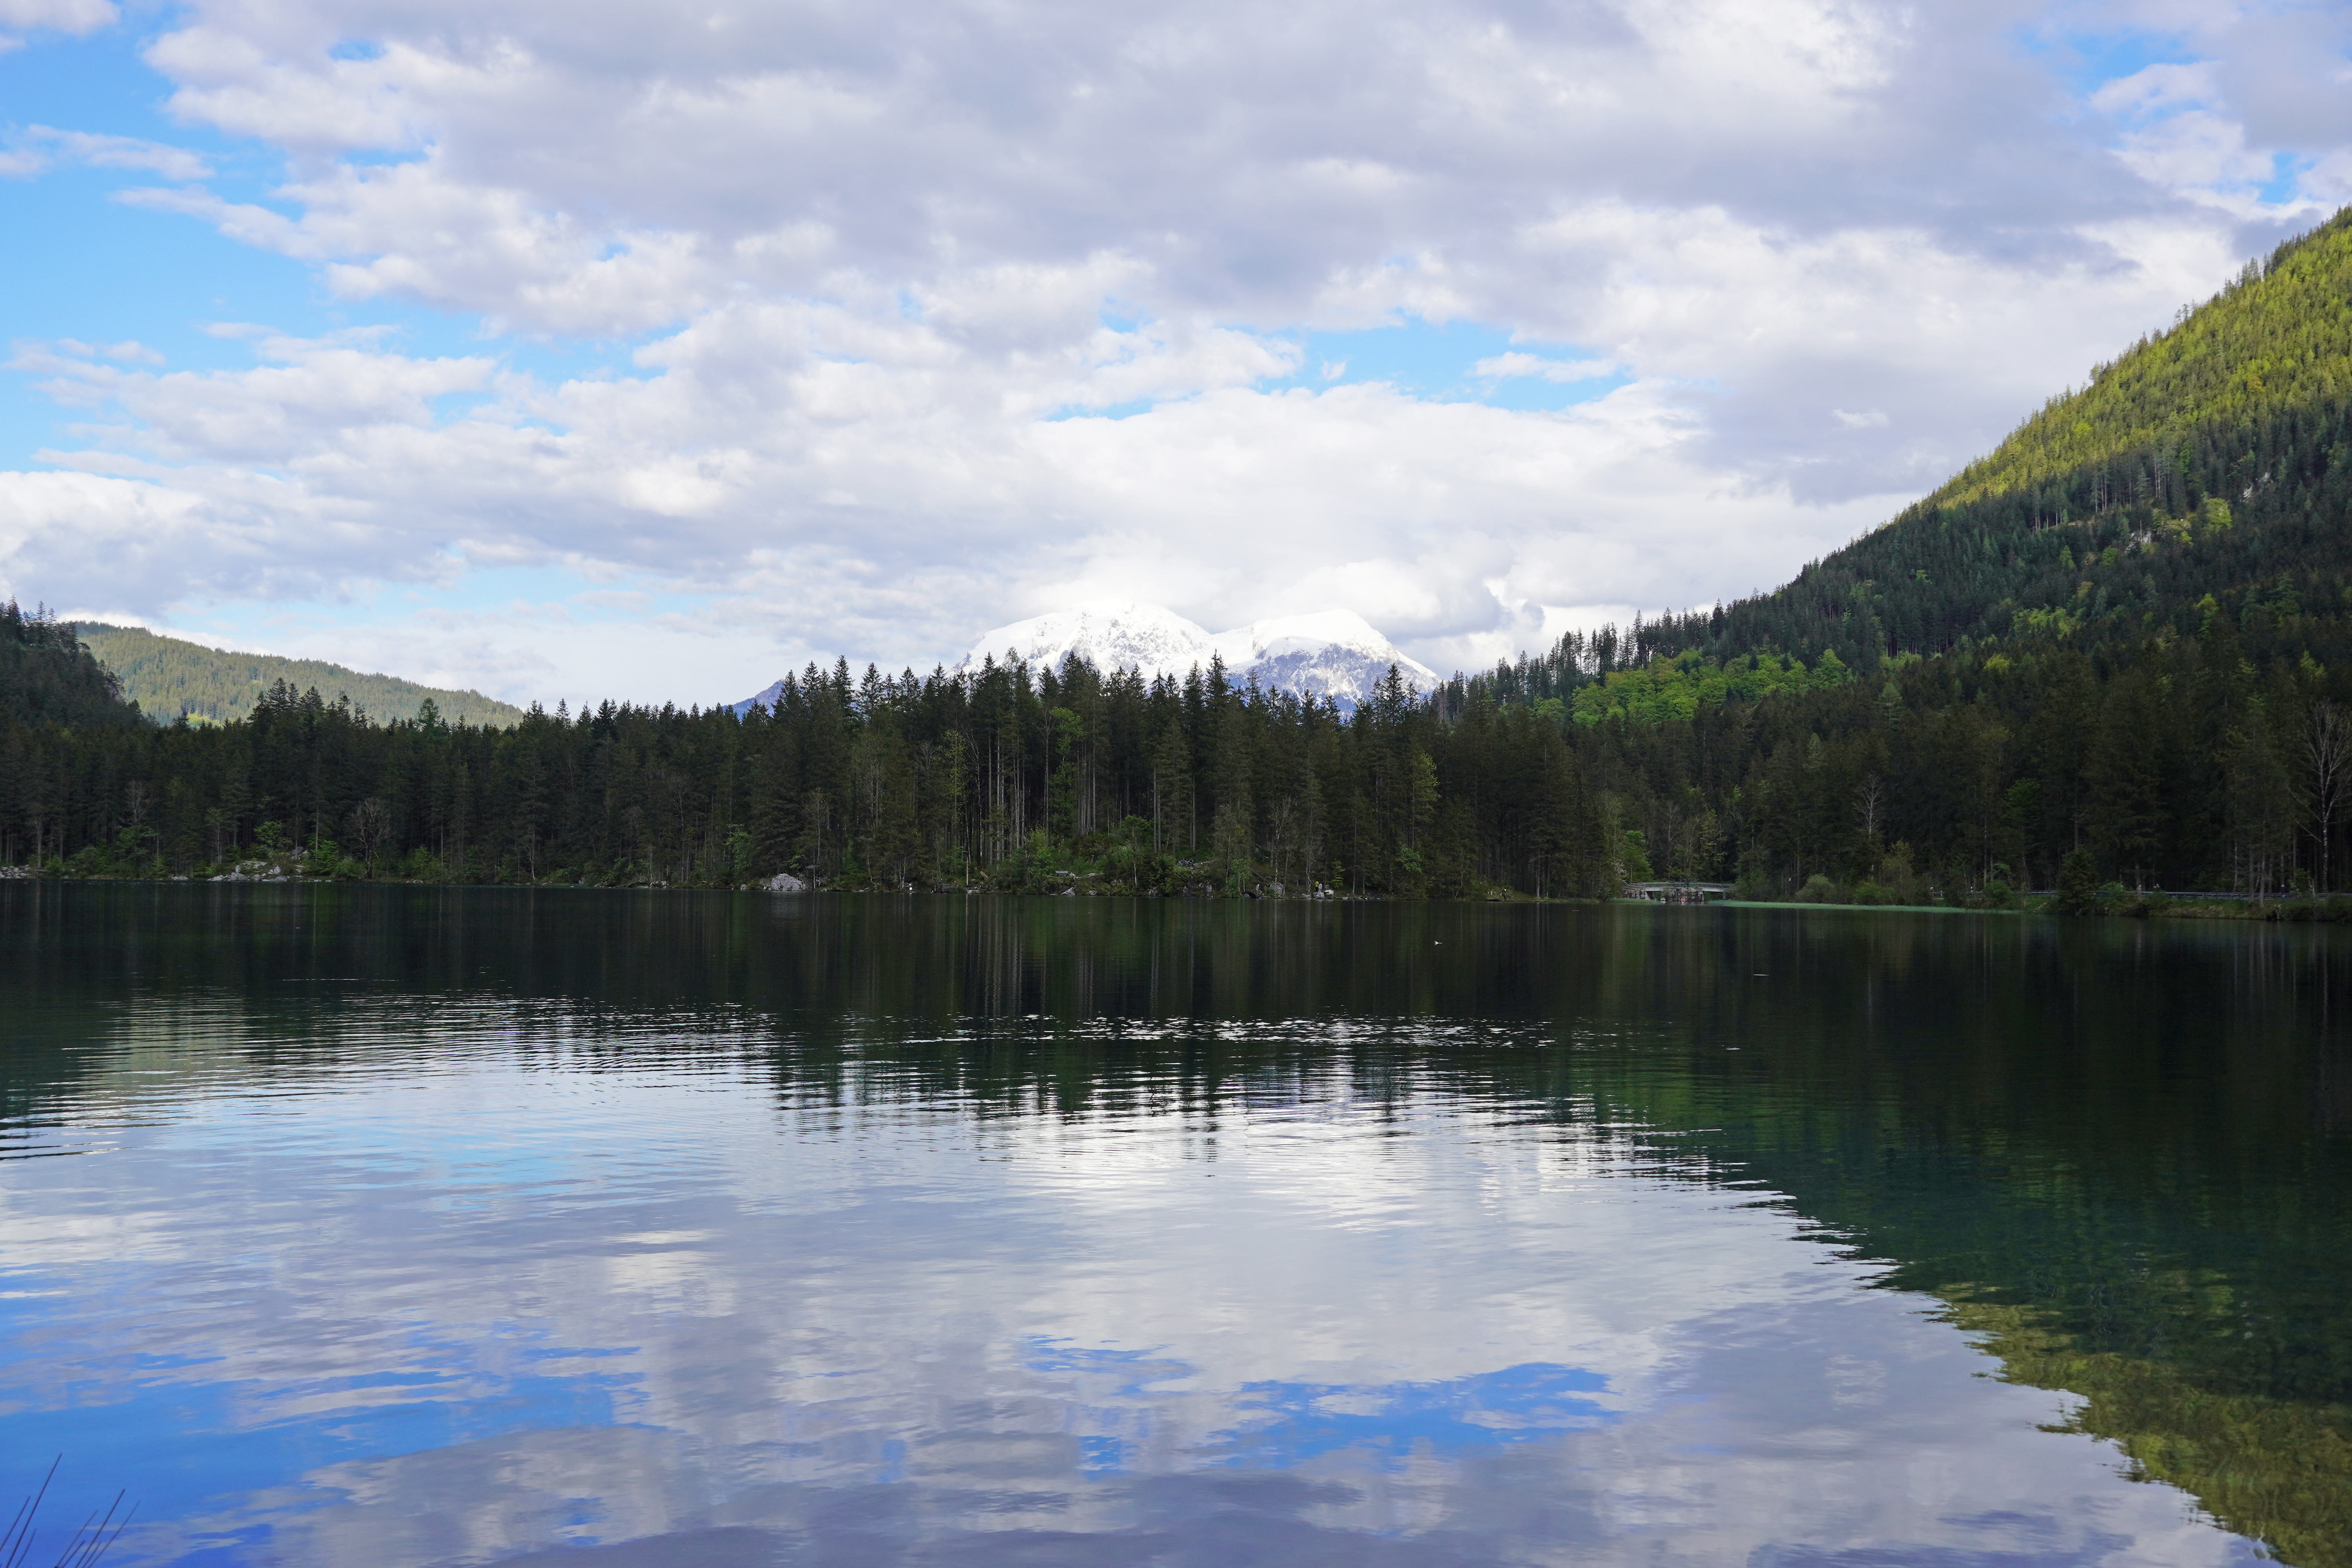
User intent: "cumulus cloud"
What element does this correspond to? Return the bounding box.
[132,0,2097,341]
[52,339,166,364]
[1474,353,1618,383]
[1,0,2348,697]
[0,0,113,36]
[0,127,211,181]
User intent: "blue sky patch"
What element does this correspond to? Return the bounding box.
[1278,318,1622,412]
[1047,316,1626,423]
[0,27,663,467]
[2024,25,2200,101]
[1048,396,1164,423]
[2259,152,2310,207]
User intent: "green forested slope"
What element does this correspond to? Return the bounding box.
[70,623,524,728]
[0,603,143,730]
[1429,205,2352,900]
[1941,209,2352,507]
[1539,204,2352,673]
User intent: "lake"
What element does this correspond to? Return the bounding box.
[2,884,2347,1566]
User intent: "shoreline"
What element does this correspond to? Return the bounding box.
[8,873,2349,924]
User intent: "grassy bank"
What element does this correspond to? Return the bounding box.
[1710,899,2018,915]
[1702,893,2352,923]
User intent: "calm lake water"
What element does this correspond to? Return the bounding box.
[3,885,2349,1567]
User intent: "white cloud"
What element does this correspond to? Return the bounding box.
[114,0,1960,342]
[51,339,169,367]
[1474,352,1617,382]
[2089,61,2218,120]
[1,126,212,182]
[2,0,2350,698]
[0,314,1902,698]
[0,0,114,35]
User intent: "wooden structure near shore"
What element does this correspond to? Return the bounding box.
[1625,882,1734,904]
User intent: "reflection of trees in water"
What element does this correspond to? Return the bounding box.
[1555,914,2352,1568]
[10,884,2352,1559]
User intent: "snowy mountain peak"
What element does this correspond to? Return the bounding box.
[957,599,1219,684]
[731,600,1435,715]
[1208,610,1438,701]
[954,599,1434,710]
[1213,609,1394,664]
[1214,611,1437,707]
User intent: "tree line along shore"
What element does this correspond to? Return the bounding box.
[1,596,2348,920]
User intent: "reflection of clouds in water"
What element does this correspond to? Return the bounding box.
[223,1433,1514,1568]
[182,1426,692,1568]
[984,1094,1815,1403]
[1207,1361,1615,1469]
[0,1199,181,1270]
[0,996,2259,1566]
[601,1238,731,1315]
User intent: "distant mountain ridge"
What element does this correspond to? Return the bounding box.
[71,623,526,728]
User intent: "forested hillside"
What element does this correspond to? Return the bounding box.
[6,209,2352,902]
[1445,204,2352,902]
[1539,204,2352,673]
[70,623,524,728]
[0,602,143,731]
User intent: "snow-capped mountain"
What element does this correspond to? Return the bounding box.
[955,599,1438,710]
[956,600,1220,685]
[729,599,1439,715]
[1207,609,1440,708]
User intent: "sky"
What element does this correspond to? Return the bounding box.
[1,0,2348,707]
